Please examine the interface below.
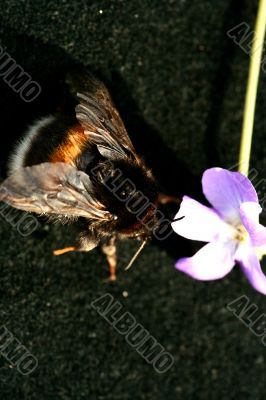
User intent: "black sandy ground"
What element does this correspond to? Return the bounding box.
[0,1,266,399]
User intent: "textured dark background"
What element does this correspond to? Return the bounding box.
[0,0,266,399]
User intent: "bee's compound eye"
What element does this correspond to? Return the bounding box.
[113,215,118,220]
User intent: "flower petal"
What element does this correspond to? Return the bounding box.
[175,240,236,280]
[171,196,231,242]
[202,168,258,224]
[239,202,266,247]
[236,245,266,296]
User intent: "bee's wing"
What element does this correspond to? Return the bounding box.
[0,162,112,220]
[74,73,138,160]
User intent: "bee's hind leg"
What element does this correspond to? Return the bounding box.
[101,237,117,281]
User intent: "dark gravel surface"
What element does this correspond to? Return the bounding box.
[0,1,266,399]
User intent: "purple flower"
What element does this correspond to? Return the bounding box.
[171,168,266,295]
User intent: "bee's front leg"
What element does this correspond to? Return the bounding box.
[53,237,98,256]
[101,237,117,281]
[53,246,77,256]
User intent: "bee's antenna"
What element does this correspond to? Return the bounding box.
[172,216,185,223]
[124,239,148,271]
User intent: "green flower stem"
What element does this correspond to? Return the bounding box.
[238,0,266,176]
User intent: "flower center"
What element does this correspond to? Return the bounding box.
[233,225,248,243]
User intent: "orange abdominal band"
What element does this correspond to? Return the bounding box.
[49,125,89,164]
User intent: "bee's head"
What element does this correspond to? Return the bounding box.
[90,159,158,233]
